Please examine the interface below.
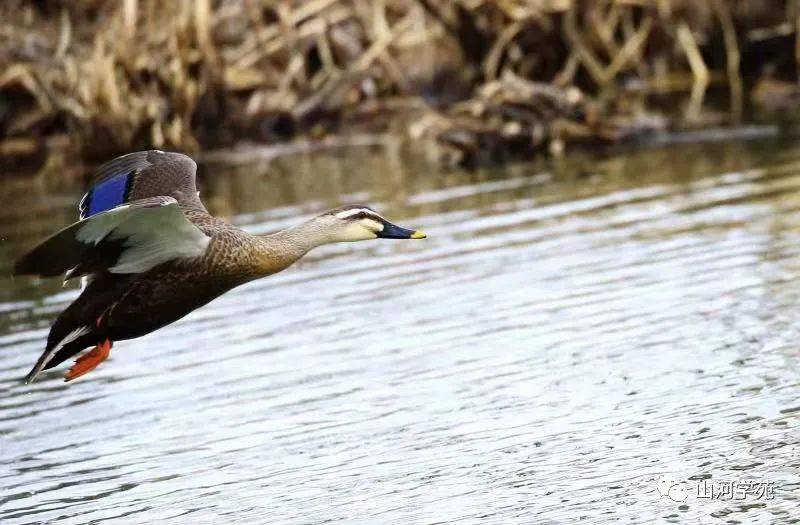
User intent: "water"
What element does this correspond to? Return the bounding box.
[1,140,800,524]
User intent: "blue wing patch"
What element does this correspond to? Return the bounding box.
[80,171,135,218]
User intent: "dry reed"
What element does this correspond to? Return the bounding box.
[1,0,799,170]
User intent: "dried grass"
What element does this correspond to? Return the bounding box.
[1,0,798,169]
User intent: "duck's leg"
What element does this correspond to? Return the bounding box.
[65,339,113,382]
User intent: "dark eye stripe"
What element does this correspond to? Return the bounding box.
[352,211,379,221]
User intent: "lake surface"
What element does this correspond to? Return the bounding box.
[1,139,799,524]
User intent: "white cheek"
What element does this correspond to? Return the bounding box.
[339,223,377,242]
[362,218,383,232]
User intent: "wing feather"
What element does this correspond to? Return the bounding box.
[14,197,210,278]
[80,150,204,218]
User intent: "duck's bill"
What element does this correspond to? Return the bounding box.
[378,220,426,239]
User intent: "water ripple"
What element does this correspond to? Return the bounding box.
[2,142,800,523]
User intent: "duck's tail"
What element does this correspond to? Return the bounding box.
[25,325,99,383]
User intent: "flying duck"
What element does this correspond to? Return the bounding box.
[14,150,425,383]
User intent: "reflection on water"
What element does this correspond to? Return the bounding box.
[2,140,800,524]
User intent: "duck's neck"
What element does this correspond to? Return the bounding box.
[252,219,329,276]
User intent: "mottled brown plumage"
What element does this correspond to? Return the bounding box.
[16,150,426,383]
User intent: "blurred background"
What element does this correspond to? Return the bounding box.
[2,2,800,524]
[3,0,800,173]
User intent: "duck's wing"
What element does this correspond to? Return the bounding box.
[79,150,205,219]
[14,196,211,279]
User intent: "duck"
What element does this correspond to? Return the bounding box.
[14,150,426,383]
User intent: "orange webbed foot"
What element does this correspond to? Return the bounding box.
[65,339,113,382]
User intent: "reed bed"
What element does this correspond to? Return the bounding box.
[1,0,799,170]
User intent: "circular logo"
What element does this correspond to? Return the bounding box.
[657,475,688,502]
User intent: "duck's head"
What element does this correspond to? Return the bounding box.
[312,205,426,243]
